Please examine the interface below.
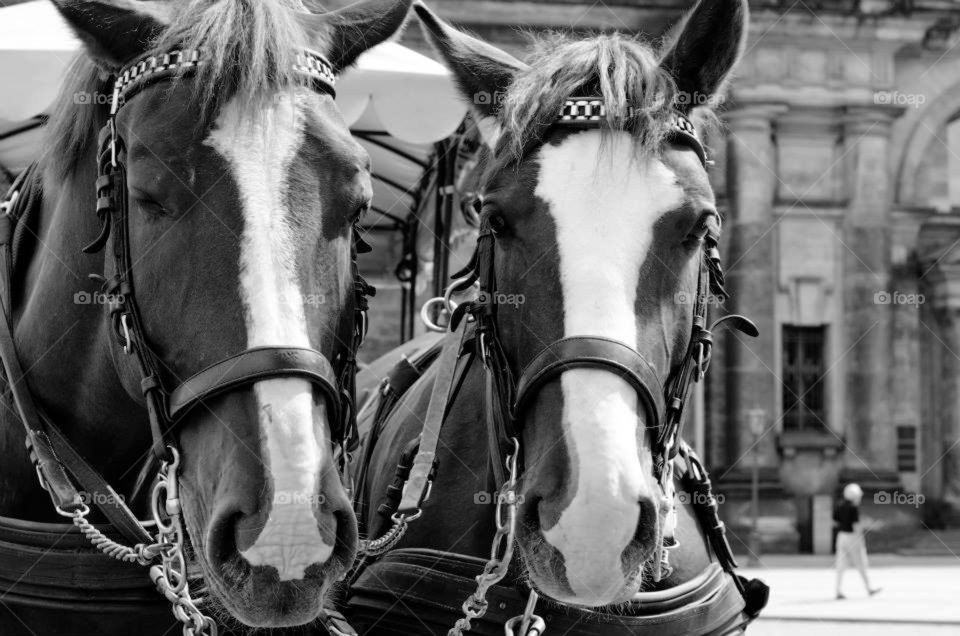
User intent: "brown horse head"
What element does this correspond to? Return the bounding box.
[47,0,410,627]
[415,0,747,607]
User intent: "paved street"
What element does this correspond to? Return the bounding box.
[740,555,960,635]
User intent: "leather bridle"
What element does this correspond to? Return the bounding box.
[448,99,758,484]
[0,48,372,636]
[85,48,369,465]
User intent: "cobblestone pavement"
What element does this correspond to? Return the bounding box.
[740,554,960,635]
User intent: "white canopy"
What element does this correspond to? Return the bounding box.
[0,0,466,216]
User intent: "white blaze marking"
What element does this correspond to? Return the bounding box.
[535,132,683,602]
[206,93,334,581]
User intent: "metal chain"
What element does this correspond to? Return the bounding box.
[449,437,521,636]
[358,509,421,556]
[61,504,164,565]
[150,447,218,636]
[52,446,217,635]
[504,590,545,636]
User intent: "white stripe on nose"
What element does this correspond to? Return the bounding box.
[206,92,334,580]
[534,132,683,600]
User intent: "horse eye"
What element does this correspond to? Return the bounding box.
[488,213,507,234]
[135,197,167,217]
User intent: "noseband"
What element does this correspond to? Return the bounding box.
[0,48,372,636]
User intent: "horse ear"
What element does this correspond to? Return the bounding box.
[413,2,527,130]
[51,1,170,70]
[302,0,413,72]
[659,0,749,113]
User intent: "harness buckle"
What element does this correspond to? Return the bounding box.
[120,313,133,354]
[0,189,18,217]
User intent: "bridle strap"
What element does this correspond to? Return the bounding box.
[514,336,665,426]
[168,346,341,421]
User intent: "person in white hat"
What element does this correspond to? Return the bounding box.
[834,483,881,599]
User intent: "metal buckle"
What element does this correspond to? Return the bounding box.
[120,313,133,354]
[0,190,17,217]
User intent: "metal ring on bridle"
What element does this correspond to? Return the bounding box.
[420,296,454,333]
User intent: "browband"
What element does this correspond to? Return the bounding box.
[110,47,337,115]
[555,97,708,166]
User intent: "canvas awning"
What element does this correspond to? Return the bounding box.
[0,0,467,219]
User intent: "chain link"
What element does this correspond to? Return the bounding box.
[52,447,217,636]
[449,437,521,636]
[151,447,218,636]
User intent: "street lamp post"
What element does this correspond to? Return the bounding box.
[747,409,766,566]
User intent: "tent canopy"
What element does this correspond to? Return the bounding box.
[0,0,467,222]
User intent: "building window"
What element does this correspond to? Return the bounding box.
[782,325,827,431]
[950,118,960,212]
[897,425,918,473]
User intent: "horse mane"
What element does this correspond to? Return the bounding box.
[45,0,324,179]
[491,31,715,171]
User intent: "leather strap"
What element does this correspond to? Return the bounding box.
[0,168,150,545]
[514,336,665,425]
[396,322,470,515]
[168,346,341,421]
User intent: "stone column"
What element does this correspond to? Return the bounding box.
[918,220,960,514]
[841,106,902,469]
[722,104,787,468]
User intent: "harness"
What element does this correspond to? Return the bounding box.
[353,99,767,635]
[0,48,372,636]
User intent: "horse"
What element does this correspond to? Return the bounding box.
[345,1,769,634]
[0,1,410,634]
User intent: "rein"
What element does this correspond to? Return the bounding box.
[0,48,372,636]
[358,100,762,635]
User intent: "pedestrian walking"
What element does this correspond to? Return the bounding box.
[834,483,882,600]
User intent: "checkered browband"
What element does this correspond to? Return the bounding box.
[556,97,707,165]
[109,48,337,116]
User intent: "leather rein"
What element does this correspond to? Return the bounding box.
[0,48,371,636]
[357,99,762,635]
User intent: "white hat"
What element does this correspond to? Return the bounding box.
[843,483,863,502]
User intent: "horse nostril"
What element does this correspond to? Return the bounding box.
[631,497,658,548]
[234,509,269,553]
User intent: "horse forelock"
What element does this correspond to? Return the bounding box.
[45,0,328,180]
